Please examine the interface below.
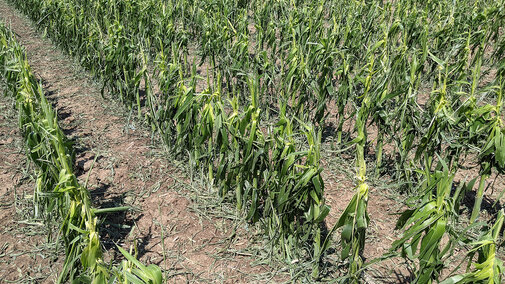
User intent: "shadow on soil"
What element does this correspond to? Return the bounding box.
[91,187,152,259]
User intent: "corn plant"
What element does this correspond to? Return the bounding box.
[391,161,457,284]
[334,52,377,282]
[441,210,504,284]
[469,79,504,223]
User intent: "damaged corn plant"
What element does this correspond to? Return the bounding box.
[0,23,161,283]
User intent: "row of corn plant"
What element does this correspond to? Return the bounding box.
[332,51,377,281]
[150,53,331,275]
[0,22,161,284]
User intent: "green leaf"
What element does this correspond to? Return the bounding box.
[494,130,505,168]
[396,209,416,229]
[341,224,353,242]
[315,205,330,223]
[439,275,465,284]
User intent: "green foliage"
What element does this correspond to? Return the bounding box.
[441,210,504,284]
[391,163,456,283]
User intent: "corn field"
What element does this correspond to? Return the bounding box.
[1,0,505,282]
